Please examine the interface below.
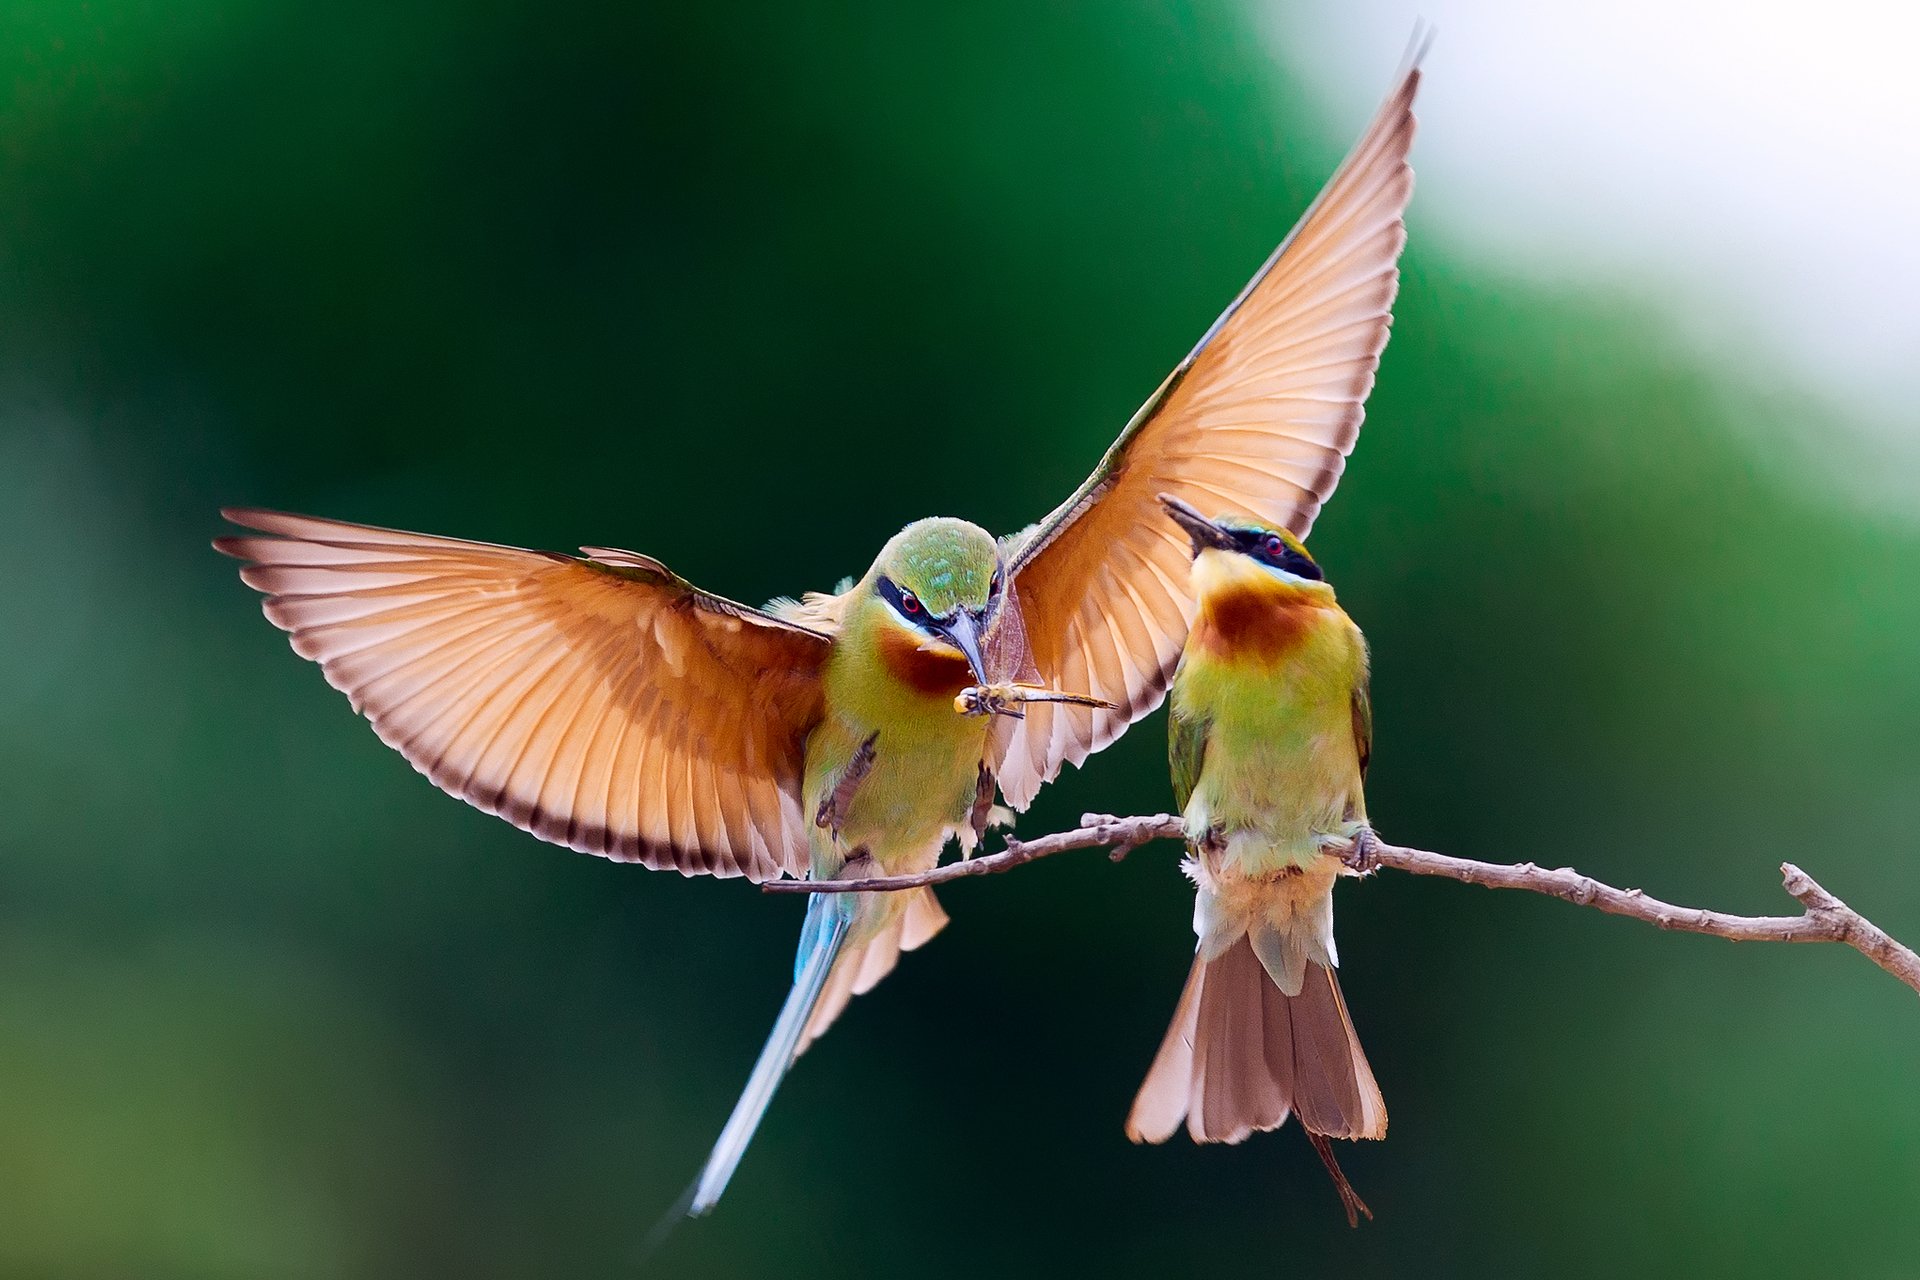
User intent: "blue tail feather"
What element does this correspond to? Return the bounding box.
[686,893,853,1216]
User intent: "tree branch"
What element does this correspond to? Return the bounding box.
[763,812,1920,998]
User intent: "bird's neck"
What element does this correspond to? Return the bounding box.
[829,593,977,726]
[1187,549,1342,667]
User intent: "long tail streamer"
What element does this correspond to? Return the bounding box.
[690,893,853,1214]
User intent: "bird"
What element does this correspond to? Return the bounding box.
[213,49,1420,1217]
[1125,494,1386,1226]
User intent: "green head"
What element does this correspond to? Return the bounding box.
[865,517,1005,681]
[1158,494,1325,585]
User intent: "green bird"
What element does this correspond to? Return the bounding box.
[214,53,1419,1215]
[1127,495,1386,1225]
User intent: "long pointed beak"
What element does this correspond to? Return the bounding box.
[1158,493,1236,555]
[940,609,989,684]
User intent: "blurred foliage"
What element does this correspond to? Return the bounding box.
[2,2,1917,1277]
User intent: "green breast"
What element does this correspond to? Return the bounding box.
[804,629,989,877]
[1172,606,1365,873]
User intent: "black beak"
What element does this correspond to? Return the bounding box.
[941,609,989,684]
[1158,493,1236,555]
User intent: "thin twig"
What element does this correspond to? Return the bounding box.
[763,812,1920,998]
[762,814,1181,896]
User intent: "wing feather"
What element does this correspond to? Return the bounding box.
[216,508,829,880]
[997,53,1421,807]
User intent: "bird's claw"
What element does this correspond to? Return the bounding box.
[815,732,879,839]
[962,762,1008,856]
[1342,824,1380,874]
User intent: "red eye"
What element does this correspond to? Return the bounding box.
[1263,534,1286,558]
[901,592,922,615]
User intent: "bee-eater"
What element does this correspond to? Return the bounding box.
[1127,495,1386,1224]
[215,52,1419,1215]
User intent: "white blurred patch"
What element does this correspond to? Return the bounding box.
[1260,0,1920,495]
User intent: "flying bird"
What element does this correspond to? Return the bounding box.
[215,50,1419,1216]
[1127,496,1386,1225]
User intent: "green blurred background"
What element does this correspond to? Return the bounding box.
[3,2,1917,1276]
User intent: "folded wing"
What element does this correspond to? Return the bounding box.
[997,53,1422,808]
[217,509,830,881]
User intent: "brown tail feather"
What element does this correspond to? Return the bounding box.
[797,888,948,1053]
[1127,934,1386,1145]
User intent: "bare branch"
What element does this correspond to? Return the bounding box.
[762,814,1182,896]
[764,817,1182,898]
[764,813,1920,998]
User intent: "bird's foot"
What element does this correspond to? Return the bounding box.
[1340,823,1380,874]
[831,848,876,883]
[814,732,879,839]
[959,763,1010,860]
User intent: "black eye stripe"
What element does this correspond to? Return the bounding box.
[876,576,943,625]
[876,576,917,617]
[1233,530,1323,581]
[877,569,1000,627]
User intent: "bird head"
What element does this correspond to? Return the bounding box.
[1158,494,1326,586]
[866,517,1005,683]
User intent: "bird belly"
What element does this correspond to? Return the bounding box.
[803,709,987,875]
[1183,738,1351,982]
[1191,725,1358,874]
[832,739,978,865]
[802,711,984,948]
[1185,654,1361,860]
[1177,650,1362,972]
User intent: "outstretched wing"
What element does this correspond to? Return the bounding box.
[216,508,830,881]
[996,53,1421,808]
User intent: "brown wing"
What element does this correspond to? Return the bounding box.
[1352,672,1373,783]
[216,508,830,881]
[996,53,1421,808]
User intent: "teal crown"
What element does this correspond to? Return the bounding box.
[879,518,999,616]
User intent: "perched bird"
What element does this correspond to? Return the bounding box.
[1126,495,1386,1225]
[214,50,1419,1216]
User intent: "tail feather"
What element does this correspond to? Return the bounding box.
[900,884,950,950]
[1127,934,1385,1146]
[1284,959,1382,1138]
[798,887,947,1053]
[1125,954,1203,1144]
[1209,938,1285,1138]
[1307,1131,1375,1229]
[678,887,949,1221]
[688,895,851,1216]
